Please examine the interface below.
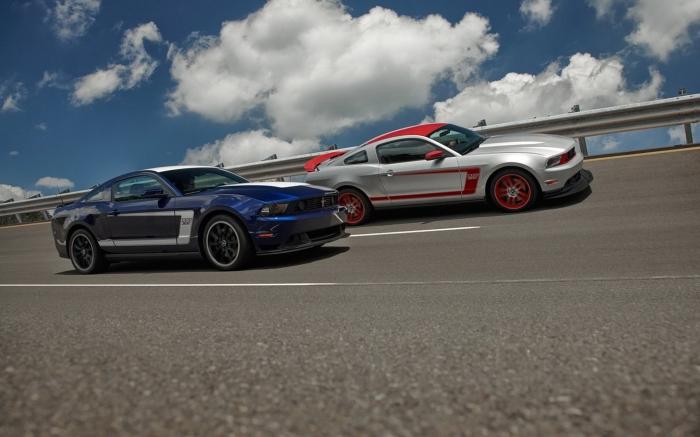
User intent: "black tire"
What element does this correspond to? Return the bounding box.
[488,168,540,213]
[201,215,252,271]
[68,229,108,274]
[338,188,373,225]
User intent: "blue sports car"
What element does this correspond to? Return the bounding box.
[51,166,348,273]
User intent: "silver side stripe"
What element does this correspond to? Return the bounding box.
[98,209,196,247]
[99,238,177,247]
[118,211,175,217]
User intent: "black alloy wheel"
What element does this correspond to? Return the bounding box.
[202,215,252,270]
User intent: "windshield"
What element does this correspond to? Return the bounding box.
[160,168,248,195]
[429,124,485,155]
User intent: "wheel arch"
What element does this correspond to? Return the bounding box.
[196,207,250,252]
[484,165,542,198]
[334,184,371,198]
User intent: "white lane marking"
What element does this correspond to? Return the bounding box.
[1,275,698,288]
[350,226,480,238]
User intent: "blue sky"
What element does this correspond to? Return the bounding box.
[1,0,699,199]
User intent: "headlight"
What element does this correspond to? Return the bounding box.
[259,203,289,216]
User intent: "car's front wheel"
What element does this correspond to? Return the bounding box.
[338,188,373,225]
[202,215,252,270]
[69,229,108,274]
[489,169,539,212]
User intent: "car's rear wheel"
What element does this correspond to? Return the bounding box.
[69,229,108,274]
[202,215,252,270]
[338,188,373,225]
[489,169,539,212]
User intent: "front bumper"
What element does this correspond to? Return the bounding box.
[251,207,348,255]
[543,169,593,199]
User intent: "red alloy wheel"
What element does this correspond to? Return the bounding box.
[493,173,533,211]
[338,191,366,225]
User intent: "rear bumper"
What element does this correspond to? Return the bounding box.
[251,207,348,255]
[543,169,593,199]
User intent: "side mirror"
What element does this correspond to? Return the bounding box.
[425,150,445,161]
[142,188,168,199]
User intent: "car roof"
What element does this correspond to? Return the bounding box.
[363,122,447,145]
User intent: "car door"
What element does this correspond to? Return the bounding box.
[375,139,463,206]
[104,174,180,250]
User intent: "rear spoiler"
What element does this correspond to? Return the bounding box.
[303,150,347,172]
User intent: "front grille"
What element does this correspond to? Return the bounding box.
[295,193,337,212]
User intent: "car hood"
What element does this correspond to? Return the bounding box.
[473,134,575,157]
[204,182,333,202]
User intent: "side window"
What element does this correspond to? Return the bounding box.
[112,175,164,202]
[376,140,439,164]
[84,186,109,202]
[344,150,368,165]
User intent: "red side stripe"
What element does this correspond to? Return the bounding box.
[370,167,481,201]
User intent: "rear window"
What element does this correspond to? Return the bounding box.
[344,151,368,165]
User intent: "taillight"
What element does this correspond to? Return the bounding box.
[546,148,576,168]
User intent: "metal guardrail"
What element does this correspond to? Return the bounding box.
[472,94,699,138]
[1,93,699,219]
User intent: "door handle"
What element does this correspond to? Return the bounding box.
[382,170,394,177]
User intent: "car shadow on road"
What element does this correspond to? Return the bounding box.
[364,187,593,228]
[55,246,350,275]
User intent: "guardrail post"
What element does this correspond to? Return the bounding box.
[569,105,589,157]
[578,137,589,157]
[14,214,22,224]
[684,123,694,144]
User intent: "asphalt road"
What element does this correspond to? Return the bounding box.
[1,148,699,436]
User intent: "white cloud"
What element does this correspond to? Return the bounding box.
[625,0,700,61]
[72,67,124,104]
[167,0,498,139]
[520,0,554,27]
[181,130,320,167]
[0,184,39,202]
[587,0,618,18]
[430,52,663,127]
[8,150,19,157]
[600,138,621,151]
[1,95,21,112]
[72,22,163,105]
[35,176,75,189]
[0,82,26,112]
[48,0,101,42]
[36,71,69,90]
[35,122,48,131]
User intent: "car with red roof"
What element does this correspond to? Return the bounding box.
[305,123,592,224]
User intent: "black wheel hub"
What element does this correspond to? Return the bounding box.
[207,222,239,265]
[71,235,94,270]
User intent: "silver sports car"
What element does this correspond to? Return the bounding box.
[305,123,593,225]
